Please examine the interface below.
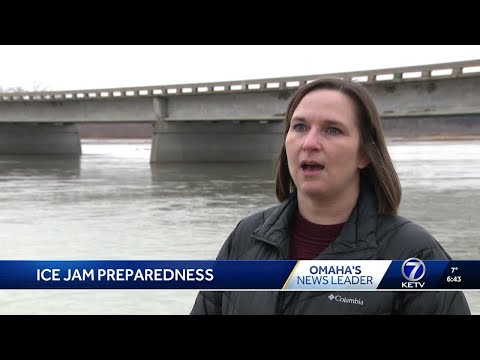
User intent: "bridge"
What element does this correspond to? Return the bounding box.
[1,59,479,162]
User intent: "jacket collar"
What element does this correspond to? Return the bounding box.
[252,175,379,260]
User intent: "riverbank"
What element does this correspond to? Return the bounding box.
[78,117,480,141]
[387,135,480,142]
[79,133,480,143]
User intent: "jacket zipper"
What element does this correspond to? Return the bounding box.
[251,234,297,314]
[277,291,300,315]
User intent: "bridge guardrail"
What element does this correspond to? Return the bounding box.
[1,59,479,103]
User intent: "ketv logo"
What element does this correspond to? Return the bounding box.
[401,258,426,288]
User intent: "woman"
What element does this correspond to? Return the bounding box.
[190,78,471,315]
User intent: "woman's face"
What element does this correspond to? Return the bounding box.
[285,89,369,201]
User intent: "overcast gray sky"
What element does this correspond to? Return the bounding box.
[1,45,479,91]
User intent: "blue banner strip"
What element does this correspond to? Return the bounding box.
[0,260,296,289]
[0,260,476,290]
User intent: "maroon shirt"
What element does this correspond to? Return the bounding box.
[290,210,345,260]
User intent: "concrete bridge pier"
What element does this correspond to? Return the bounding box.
[150,120,284,162]
[0,123,82,155]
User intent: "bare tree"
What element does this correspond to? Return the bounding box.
[0,82,48,93]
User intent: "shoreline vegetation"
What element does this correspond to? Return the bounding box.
[387,135,480,142]
[80,135,480,142]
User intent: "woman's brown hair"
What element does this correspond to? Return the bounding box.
[274,78,401,215]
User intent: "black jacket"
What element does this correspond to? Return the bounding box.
[191,179,471,315]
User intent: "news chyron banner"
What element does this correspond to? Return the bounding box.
[0,259,474,290]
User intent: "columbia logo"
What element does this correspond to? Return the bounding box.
[328,293,364,306]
